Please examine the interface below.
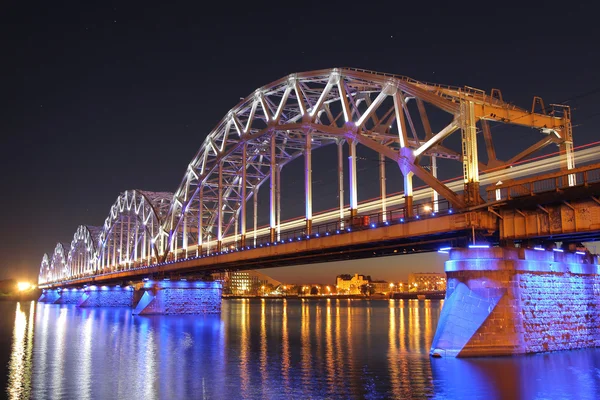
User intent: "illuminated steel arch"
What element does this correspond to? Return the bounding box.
[39,253,51,285]
[163,67,572,260]
[66,225,102,279]
[50,243,70,282]
[96,190,172,273]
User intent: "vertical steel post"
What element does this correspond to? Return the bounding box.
[119,218,124,265]
[461,100,480,205]
[270,135,277,242]
[182,207,188,257]
[305,131,312,233]
[253,185,259,246]
[217,161,223,252]
[198,186,203,255]
[133,219,138,263]
[431,156,439,212]
[404,171,414,218]
[276,165,281,241]
[240,142,247,247]
[379,153,387,221]
[338,140,345,227]
[125,214,131,263]
[348,140,358,218]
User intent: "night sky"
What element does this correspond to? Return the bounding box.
[2,2,599,284]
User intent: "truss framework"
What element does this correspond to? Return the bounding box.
[39,68,573,284]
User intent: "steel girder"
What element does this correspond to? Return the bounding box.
[164,67,572,260]
[95,190,173,274]
[50,243,69,282]
[66,225,102,279]
[38,68,574,283]
[38,253,51,285]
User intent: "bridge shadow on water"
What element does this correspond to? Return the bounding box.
[3,300,600,399]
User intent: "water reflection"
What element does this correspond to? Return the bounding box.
[3,299,599,399]
[7,302,34,399]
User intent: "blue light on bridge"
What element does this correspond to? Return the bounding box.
[400,218,404,222]
[449,209,453,214]
[370,223,376,228]
[315,233,319,237]
[534,246,545,251]
[438,247,451,254]
[468,244,490,249]
[576,251,586,255]
[553,248,564,252]
[336,230,340,234]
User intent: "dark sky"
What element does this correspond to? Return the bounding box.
[2,1,599,284]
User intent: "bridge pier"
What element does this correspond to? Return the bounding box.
[132,280,222,315]
[38,289,60,303]
[431,247,600,357]
[54,288,84,304]
[78,285,133,307]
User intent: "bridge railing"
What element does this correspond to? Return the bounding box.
[486,163,600,202]
[170,198,452,259]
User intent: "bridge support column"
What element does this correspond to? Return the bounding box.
[270,134,277,242]
[78,285,133,307]
[430,247,600,358]
[460,100,481,206]
[132,280,222,315]
[305,130,312,233]
[240,142,247,248]
[379,153,387,221]
[404,171,414,218]
[348,140,358,218]
[337,140,345,226]
[54,288,85,304]
[38,289,60,303]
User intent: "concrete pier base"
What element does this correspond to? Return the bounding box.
[430,247,600,357]
[132,280,222,315]
[78,285,133,307]
[38,289,60,303]
[54,288,83,304]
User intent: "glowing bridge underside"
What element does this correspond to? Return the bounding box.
[39,67,585,287]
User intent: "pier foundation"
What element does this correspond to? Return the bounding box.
[132,280,222,315]
[430,247,600,357]
[78,285,133,307]
[38,289,60,303]
[54,288,84,304]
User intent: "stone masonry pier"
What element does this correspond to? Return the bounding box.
[132,280,222,315]
[430,246,600,357]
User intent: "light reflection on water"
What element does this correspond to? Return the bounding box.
[2,299,600,399]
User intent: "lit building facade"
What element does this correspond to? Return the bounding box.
[336,273,370,294]
[408,272,446,291]
[214,270,281,295]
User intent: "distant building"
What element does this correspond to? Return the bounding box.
[370,280,390,294]
[408,272,446,291]
[213,270,281,295]
[336,273,370,294]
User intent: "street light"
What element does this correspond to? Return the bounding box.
[389,282,395,294]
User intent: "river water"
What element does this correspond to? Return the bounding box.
[2,299,600,399]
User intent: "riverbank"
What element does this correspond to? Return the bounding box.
[0,290,41,302]
[223,291,446,300]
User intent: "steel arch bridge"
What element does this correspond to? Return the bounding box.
[39,67,574,286]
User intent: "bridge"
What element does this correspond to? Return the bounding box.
[36,68,600,357]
